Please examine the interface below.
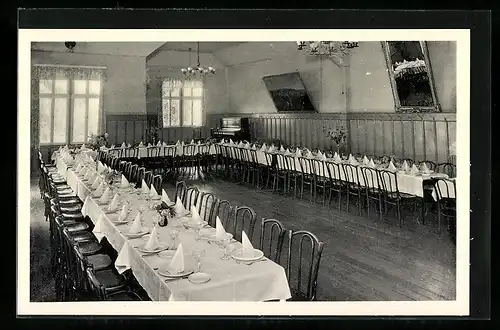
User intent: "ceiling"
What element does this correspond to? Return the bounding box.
[31,42,168,57]
[156,42,246,53]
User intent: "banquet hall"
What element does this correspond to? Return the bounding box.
[29,41,457,302]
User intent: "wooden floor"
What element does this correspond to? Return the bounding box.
[164,176,456,301]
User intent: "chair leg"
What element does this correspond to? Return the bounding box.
[437,201,441,237]
[378,194,383,222]
[397,201,402,227]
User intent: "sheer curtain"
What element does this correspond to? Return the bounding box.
[32,65,106,146]
[160,77,204,128]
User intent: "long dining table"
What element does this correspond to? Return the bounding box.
[56,156,292,302]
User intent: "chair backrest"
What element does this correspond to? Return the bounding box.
[147,147,160,158]
[378,169,399,194]
[197,192,217,226]
[282,155,296,172]
[264,152,274,168]
[325,161,342,182]
[144,171,154,188]
[310,158,326,178]
[130,164,139,183]
[184,186,200,210]
[260,218,287,263]
[434,178,457,201]
[276,153,287,171]
[231,205,257,242]
[212,199,233,229]
[360,166,381,190]
[198,144,209,155]
[298,157,314,175]
[437,162,456,178]
[285,230,324,301]
[183,144,196,156]
[174,181,187,203]
[136,167,146,186]
[161,146,177,157]
[124,148,138,158]
[152,174,162,193]
[418,160,437,171]
[248,149,258,165]
[342,163,360,185]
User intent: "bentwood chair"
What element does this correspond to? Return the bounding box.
[136,167,146,188]
[151,174,163,194]
[144,170,154,188]
[434,178,457,240]
[284,154,302,198]
[360,167,383,221]
[212,199,233,230]
[260,218,287,263]
[264,152,278,191]
[341,164,363,215]
[325,161,344,210]
[197,192,217,226]
[437,163,456,178]
[310,159,329,205]
[174,181,187,204]
[298,157,316,202]
[230,205,257,243]
[184,186,201,210]
[378,169,419,228]
[284,230,324,301]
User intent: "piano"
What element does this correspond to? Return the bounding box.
[210,117,250,142]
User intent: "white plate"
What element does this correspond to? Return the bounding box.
[157,250,176,259]
[231,249,264,262]
[188,272,211,284]
[111,219,129,225]
[104,207,120,214]
[150,195,161,200]
[199,230,233,242]
[137,243,169,254]
[123,228,149,238]
[158,266,194,278]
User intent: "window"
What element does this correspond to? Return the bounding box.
[35,66,105,145]
[161,79,203,127]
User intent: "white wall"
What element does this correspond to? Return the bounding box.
[31,50,147,115]
[221,42,346,114]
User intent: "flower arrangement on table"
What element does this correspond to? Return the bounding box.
[324,126,348,155]
[86,132,109,151]
[153,202,174,227]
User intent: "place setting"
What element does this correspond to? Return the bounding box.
[121,208,150,239]
[229,231,267,266]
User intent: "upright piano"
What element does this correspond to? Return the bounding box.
[210,117,250,142]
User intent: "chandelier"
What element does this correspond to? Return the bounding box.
[296,41,359,56]
[181,42,216,77]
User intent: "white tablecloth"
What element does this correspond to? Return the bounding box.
[61,163,291,302]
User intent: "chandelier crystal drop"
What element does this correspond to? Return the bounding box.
[296,41,359,56]
[181,42,216,77]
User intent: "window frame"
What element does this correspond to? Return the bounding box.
[161,79,204,128]
[36,69,105,146]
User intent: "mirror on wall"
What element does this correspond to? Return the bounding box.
[381,41,440,113]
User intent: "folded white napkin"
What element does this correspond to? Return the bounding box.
[285,148,292,155]
[174,197,187,216]
[402,160,409,172]
[149,185,159,198]
[348,154,354,161]
[268,146,275,153]
[260,143,267,152]
[75,163,82,173]
[238,141,243,147]
[197,140,201,145]
[129,212,143,234]
[190,139,195,144]
[93,182,104,196]
[147,143,152,147]
[306,150,313,158]
[157,141,161,147]
[108,193,119,211]
[317,150,323,158]
[168,242,185,273]
[320,153,327,161]
[190,205,203,224]
[111,144,116,149]
[279,145,285,152]
[120,174,129,188]
[176,140,181,146]
[141,179,149,194]
[83,169,92,181]
[295,148,302,157]
[215,216,227,240]
[388,161,397,172]
[363,155,369,165]
[229,139,234,145]
[333,152,341,162]
[162,141,167,147]
[139,141,144,147]
[368,159,375,168]
[162,189,172,204]
[121,142,126,149]
[251,144,257,150]
[92,214,106,242]
[410,164,419,175]
[144,225,161,251]
[350,157,359,166]
[242,231,255,258]
[99,188,111,203]
[91,176,101,189]
[118,204,128,221]
[127,143,131,148]
[420,162,430,173]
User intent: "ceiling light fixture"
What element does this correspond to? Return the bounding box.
[181,42,216,77]
[296,41,359,56]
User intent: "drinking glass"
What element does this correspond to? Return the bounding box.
[220,237,232,260]
[192,249,206,273]
[169,229,179,248]
[195,221,208,241]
